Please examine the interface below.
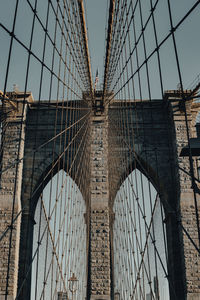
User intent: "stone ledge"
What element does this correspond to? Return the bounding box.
[187,293,200,300]
[0,296,14,300]
[90,296,110,300]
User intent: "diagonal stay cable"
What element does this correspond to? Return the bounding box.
[105,0,200,106]
[109,116,200,255]
[0,113,91,243]
[0,110,91,175]
[16,113,90,298]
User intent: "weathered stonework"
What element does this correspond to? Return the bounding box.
[169,95,200,299]
[0,94,32,300]
[0,94,90,300]
[108,92,200,299]
[89,111,111,299]
[0,90,199,299]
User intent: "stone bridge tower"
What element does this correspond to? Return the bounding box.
[0,90,200,300]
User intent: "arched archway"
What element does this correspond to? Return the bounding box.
[15,99,91,300]
[108,99,191,299]
[113,169,170,300]
[31,170,87,300]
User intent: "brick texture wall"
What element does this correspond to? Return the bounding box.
[0,99,28,300]
[89,113,111,300]
[0,93,199,300]
[170,98,200,300]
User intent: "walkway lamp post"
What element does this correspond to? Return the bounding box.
[57,291,68,300]
[68,273,78,300]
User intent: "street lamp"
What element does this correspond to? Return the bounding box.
[68,273,78,300]
[57,292,68,300]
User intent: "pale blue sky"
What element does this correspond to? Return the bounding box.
[86,0,200,98]
[0,0,200,98]
[0,2,199,298]
[85,0,108,86]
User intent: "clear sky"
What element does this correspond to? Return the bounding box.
[0,2,199,298]
[85,0,109,88]
[0,0,109,96]
[0,1,200,98]
[86,0,200,101]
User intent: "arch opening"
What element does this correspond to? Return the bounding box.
[113,169,170,300]
[31,170,87,300]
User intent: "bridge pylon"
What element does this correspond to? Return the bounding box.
[0,90,200,299]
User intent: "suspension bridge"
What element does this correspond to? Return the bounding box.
[0,0,200,299]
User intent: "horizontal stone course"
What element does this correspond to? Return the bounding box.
[90,113,111,298]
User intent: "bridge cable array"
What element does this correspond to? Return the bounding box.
[0,0,92,299]
[103,0,200,298]
[0,0,200,299]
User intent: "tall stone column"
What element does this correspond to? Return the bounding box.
[0,93,32,300]
[89,110,111,300]
[168,93,200,300]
